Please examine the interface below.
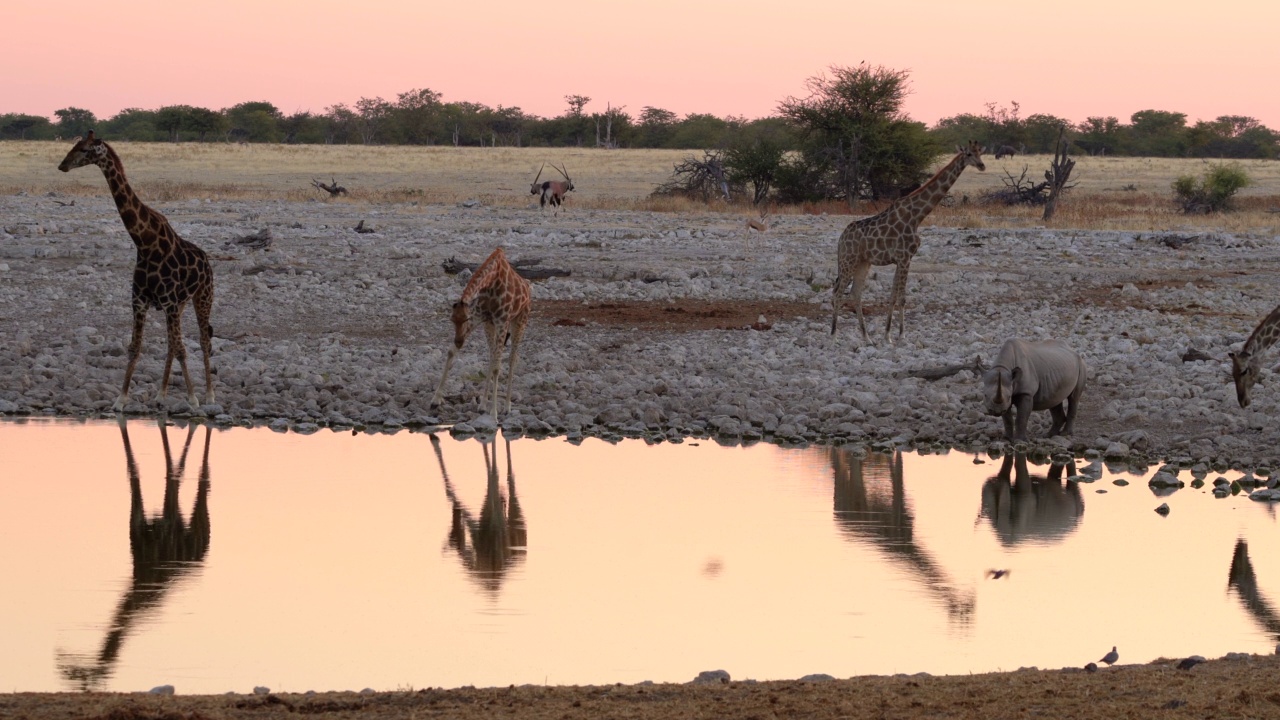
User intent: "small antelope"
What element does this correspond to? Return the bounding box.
[745,207,771,235]
[530,163,574,215]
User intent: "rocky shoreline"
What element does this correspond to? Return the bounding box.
[4,193,1280,474]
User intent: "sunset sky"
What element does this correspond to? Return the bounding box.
[8,0,1278,129]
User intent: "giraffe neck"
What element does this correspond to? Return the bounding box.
[1245,305,1280,357]
[93,144,153,248]
[901,152,968,222]
[460,248,509,305]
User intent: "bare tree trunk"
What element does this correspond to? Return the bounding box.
[1043,126,1076,221]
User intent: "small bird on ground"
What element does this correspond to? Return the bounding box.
[986,569,1011,580]
[1084,662,1098,673]
[1100,646,1119,666]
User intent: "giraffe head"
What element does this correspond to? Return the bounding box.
[449,300,474,349]
[1229,349,1261,408]
[57,130,107,172]
[956,141,987,172]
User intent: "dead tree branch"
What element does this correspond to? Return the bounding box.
[231,227,272,249]
[1043,126,1077,221]
[310,178,348,197]
[651,150,732,202]
[442,256,571,280]
[904,356,987,381]
[981,167,1051,205]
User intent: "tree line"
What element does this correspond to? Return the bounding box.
[4,79,1276,161]
[6,66,1275,208]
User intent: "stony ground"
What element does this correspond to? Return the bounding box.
[4,654,1280,720]
[3,192,1280,476]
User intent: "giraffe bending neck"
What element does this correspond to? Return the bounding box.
[1231,304,1280,408]
[430,247,532,419]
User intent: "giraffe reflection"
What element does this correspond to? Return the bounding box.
[978,454,1083,547]
[1228,538,1280,641]
[429,434,527,596]
[57,419,212,691]
[828,448,975,624]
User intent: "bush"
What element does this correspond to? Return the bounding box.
[1172,163,1251,213]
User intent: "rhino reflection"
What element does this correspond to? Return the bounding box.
[978,453,1083,547]
[58,419,213,691]
[430,434,526,596]
[829,448,974,624]
[1228,538,1280,640]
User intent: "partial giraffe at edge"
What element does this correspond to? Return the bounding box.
[57,131,216,411]
[1230,304,1280,408]
[830,141,986,341]
[430,247,532,419]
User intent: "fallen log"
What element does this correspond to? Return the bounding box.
[441,256,571,280]
[904,356,987,381]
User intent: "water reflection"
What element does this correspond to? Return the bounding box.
[978,453,1083,547]
[57,419,213,691]
[1228,539,1280,641]
[430,434,527,596]
[829,448,975,624]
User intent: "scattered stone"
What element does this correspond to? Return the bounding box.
[1155,502,1170,515]
[253,686,270,695]
[692,670,731,684]
[149,685,175,696]
[799,674,835,682]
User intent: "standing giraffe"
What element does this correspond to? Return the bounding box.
[430,247,531,418]
[830,141,986,340]
[57,132,216,411]
[1230,304,1280,408]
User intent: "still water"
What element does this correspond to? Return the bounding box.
[2,417,1277,694]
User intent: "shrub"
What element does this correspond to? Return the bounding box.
[1172,163,1251,213]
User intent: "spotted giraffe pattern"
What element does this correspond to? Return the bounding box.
[430,247,531,418]
[58,131,216,410]
[1230,304,1280,408]
[830,141,986,340]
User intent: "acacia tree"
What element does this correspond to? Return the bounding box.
[777,64,942,206]
[54,107,97,139]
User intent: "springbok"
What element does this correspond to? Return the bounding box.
[530,163,574,215]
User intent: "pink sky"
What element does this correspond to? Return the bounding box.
[7,0,1278,129]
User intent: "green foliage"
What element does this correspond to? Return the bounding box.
[723,118,794,204]
[53,107,96,139]
[1172,163,1251,213]
[1127,109,1188,156]
[0,114,54,140]
[777,64,942,205]
[98,108,161,141]
[931,113,993,149]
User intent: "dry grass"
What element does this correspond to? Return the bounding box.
[6,141,1279,231]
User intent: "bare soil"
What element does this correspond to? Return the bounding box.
[5,655,1277,719]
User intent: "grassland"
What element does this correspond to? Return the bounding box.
[6,141,1279,233]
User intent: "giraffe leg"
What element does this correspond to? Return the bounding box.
[115,301,148,412]
[194,284,215,404]
[848,263,872,342]
[161,303,197,407]
[502,319,527,417]
[830,270,850,335]
[484,321,503,418]
[884,261,910,341]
